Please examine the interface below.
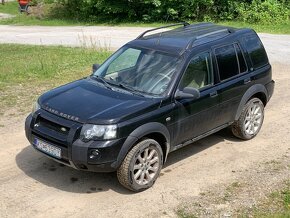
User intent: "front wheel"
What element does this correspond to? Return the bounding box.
[231,98,264,140]
[117,139,163,192]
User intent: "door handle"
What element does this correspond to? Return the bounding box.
[210,91,218,98]
[244,78,251,84]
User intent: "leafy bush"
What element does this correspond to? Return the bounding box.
[237,0,289,24]
[51,0,290,24]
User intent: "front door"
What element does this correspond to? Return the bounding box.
[168,51,221,147]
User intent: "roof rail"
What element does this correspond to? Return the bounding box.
[195,28,230,40]
[136,22,190,39]
[182,28,231,54]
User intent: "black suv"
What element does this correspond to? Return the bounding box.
[25,22,274,191]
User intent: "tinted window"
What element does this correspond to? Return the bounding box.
[180,52,213,90]
[215,44,239,81]
[243,34,268,68]
[235,44,247,73]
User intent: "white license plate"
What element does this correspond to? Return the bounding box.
[34,138,61,159]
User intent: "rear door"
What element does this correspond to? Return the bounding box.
[213,42,252,125]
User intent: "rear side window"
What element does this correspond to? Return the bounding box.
[242,34,268,69]
[215,44,239,81]
[235,44,247,73]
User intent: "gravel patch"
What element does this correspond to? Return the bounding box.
[176,153,290,217]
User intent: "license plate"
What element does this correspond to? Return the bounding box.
[34,138,61,159]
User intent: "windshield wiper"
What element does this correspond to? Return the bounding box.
[117,83,145,97]
[90,75,112,89]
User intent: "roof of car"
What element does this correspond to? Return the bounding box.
[127,23,252,55]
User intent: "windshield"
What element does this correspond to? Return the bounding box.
[93,46,182,95]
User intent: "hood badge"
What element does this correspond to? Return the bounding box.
[44,106,80,122]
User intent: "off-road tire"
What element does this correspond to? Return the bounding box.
[117,139,163,192]
[231,98,264,140]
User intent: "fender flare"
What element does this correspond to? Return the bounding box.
[111,122,170,168]
[235,84,268,120]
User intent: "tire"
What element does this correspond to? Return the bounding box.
[117,139,163,192]
[231,98,264,140]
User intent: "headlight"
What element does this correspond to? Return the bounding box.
[32,101,40,114]
[80,124,117,141]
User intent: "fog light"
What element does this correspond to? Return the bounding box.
[89,149,100,159]
[91,149,99,156]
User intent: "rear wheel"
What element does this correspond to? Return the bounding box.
[231,98,264,140]
[117,139,163,192]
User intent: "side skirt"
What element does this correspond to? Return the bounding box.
[172,122,233,152]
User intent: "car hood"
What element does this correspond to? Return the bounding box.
[39,78,161,124]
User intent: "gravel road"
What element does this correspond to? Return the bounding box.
[0,25,152,49]
[0,26,289,218]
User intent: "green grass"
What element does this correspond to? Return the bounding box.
[246,182,290,218]
[0,44,111,114]
[1,2,290,34]
[0,1,19,15]
[219,21,290,34]
[176,207,198,218]
[0,16,166,27]
[175,182,290,218]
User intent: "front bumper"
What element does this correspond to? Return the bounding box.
[25,110,126,172]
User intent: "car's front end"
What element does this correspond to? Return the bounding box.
[25,104,128,172]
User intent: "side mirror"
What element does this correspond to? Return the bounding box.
[92,63,100,73]
[175,87,200,100]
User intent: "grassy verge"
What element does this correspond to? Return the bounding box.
[253,182,290,218]
[0,15,165,27]
[1,2,290,34]
[0,1,18,15]
[0,44,111,115]
[176,184,290,218]
[219,21,290,35]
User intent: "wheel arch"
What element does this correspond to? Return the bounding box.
[112,122,170,169]
[235,84,268,120]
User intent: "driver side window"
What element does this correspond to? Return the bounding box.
[180,52,213,90]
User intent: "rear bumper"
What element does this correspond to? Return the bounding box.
[25,112,126,172]
[266,80,275,101]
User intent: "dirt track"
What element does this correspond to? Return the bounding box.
[0,30,290,217]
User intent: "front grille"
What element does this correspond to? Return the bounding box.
[32,115,74,148]
[37,116,70,136]
[32,112,81,150]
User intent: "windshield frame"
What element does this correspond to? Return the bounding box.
[92,45,184,98]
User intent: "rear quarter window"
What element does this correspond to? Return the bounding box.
[215,44,239,81]
[242,34,268,69]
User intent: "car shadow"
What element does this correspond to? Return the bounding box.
[164,128,241,167]
[15,146,132,195]
[16,128,240,194]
